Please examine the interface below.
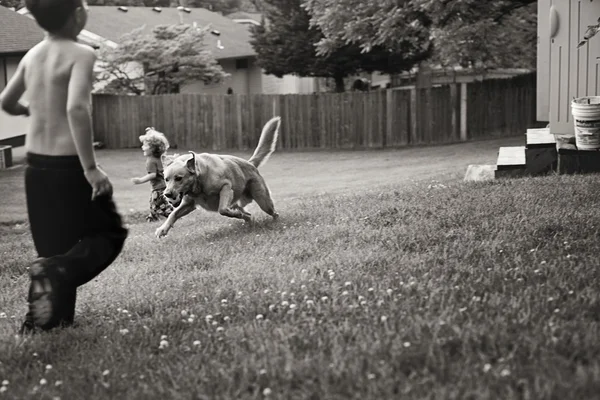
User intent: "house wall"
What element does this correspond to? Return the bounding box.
[182,58,263,95]
[261,73,316,94]
[0,56,29,145]
[546,0,600,135]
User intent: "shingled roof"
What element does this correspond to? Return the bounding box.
[0,6,44,54]
[84,6,256,60]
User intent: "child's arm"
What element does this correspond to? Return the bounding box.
[67,47,112,199]
[0,58,30,116]
[131,173,157,184]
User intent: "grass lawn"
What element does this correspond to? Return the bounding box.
[1,137,599,399]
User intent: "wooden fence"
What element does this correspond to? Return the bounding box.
[92,73,537,151]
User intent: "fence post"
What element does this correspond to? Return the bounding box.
[236,94,243,150]
[450,83,458,141]
[386,89,393,148]
[410,87,418,144]
[460,82,468,141]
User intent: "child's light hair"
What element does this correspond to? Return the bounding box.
[139,127,170,158]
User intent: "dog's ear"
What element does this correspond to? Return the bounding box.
[186,151,196,174]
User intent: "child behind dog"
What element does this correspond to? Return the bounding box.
[0,0,128,333]
[131,128,174,222]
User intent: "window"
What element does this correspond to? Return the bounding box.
[236,59,249,70]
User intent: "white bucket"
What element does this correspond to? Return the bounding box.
[571,96,600,150]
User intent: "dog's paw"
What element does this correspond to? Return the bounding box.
[155,224,170,238]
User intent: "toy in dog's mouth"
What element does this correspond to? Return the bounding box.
[165,192,183,208]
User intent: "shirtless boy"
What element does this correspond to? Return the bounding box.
[0,0,128,333]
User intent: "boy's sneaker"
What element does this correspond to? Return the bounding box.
[28,259,68,330]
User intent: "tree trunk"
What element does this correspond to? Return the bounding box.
[333,73,345,93]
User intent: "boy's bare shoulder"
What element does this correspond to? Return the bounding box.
[70,42,97,61]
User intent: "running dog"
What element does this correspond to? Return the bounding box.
[155,116,281,238]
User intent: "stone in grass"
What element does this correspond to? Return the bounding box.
[464,164,496,182]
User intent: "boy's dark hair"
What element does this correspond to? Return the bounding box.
[25,0,80,33]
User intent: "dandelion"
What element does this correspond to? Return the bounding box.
[281,291,287,298]
[541,260,547,265]
[256,314,264,320]
[290,279,296,284]
[45,364,53,372]
[211,321,218,326]
[403,342,411,348]
[548,297,554,302]
[483,363,492,373]
[568,290,574,295]
[263,289,270,294]
[0,313,6,319]
[33,352,38,357]
[360,300,367,306]
[259,368,267,375]
[55,381,63,387]
[263,388,272,396]
[181,310,189,317]
[119,329,129,335]
[290,292,296,297]
[321,296,328,302]
[358,295,365,301]
[159,340,169,349]
[289,304,297,310]
[368,288,374,293]
[344,281,352,287]
[342,291,349,296]
[554,308,560,313]
[500,369,511,377]
[301,269,307,274]
[223,316,230,322]
[1,381,7,386]
[281,301,289,307]
[205,315,213,322]
[268,304,276,312]
[122,309,129,314]
[102,370,110,376]
[459,307,468,312]
[221,299,228,305]
[216,326,225,333]
[161,335,168,340]
[306,300,314,306]
[367,373,376,380]
[193,340,201,346]
[380,316,388,323]
[187,318,194,323]
[386,289,393,295]
[0,387,6,393]
[40,379,47,386]
[300,285,307,290]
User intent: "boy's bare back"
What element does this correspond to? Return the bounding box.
[23,39,96,156]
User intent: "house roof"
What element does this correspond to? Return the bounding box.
[84,6,256,60]
[0,6,44,54]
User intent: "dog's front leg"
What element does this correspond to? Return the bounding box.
[155,196,196,238]
[218,184,251,222]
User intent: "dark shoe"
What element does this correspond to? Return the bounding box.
[19,315,38,335]
[28,259,69,330]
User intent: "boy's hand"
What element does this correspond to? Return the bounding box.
[131,177,142,185]
[85,166,113,200]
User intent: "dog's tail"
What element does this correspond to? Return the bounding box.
[248,116,281,169]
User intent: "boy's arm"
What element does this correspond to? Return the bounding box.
[0,58,30,116]
[66,48,98,171]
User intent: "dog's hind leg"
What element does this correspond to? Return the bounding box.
[249,180,279,219]
[218,184,252,222]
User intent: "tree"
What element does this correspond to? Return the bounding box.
[95,24,228,95]
[250,0,432,92]
[304,0,537,70]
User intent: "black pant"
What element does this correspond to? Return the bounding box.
[25,153,128,326]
